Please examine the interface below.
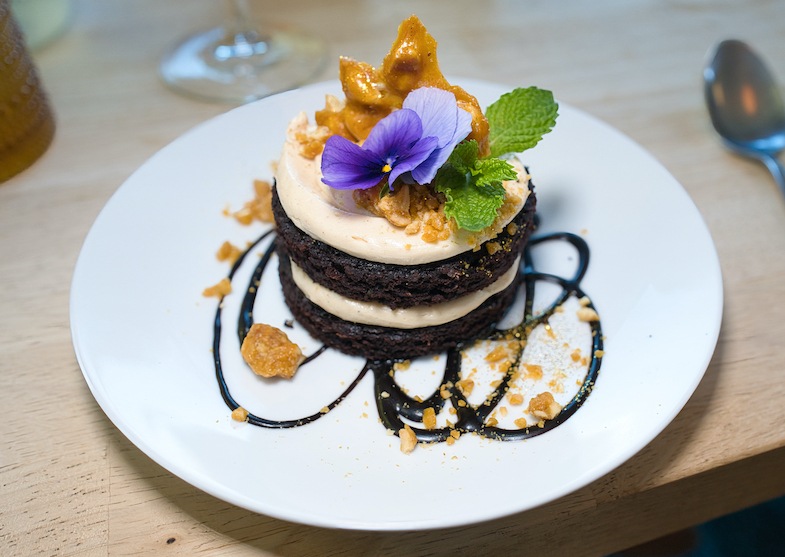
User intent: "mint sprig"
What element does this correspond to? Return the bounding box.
[433,141,516,231]
[486,87,559,158]
[432,86,557,232]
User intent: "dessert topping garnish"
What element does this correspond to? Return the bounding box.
[321,87,471,192]
[317,16,558,232]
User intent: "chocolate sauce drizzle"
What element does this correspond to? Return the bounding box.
[213,230,602,441]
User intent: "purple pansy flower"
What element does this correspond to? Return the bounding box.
[402,87,473,184]
[320,87,472,191]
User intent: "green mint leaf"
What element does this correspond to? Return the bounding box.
[486,86,558,158]
[433,145,508,232]
[439,179,506,232]
[446,139,479,174]
[471,157,518,188]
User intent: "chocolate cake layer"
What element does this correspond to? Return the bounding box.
[272,182,536,310]
[277,252,520,360]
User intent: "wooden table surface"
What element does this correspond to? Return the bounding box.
[3,0,785,555]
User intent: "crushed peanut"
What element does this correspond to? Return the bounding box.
[216,241,242,264]
[231,406,249,422]
[456,378,474,396]
[508,393,524,406]
[202,277,232,298]
[422,407,437,430]
[393,360,411,372]
[399,424,418,454]
[527,392,563,421]
[485,241,502,255]
[232,179,274,225]
[354,183,454,242]
[577,307,600,322]
[522,363,543,380]
[240,323,304,379]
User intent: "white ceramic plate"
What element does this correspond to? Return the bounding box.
[70,80,722,531]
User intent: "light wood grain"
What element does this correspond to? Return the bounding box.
[2,0,785,555]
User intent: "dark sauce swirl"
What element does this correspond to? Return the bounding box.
[213,230,602,441]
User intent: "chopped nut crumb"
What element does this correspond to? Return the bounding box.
[508,393,524,406]
[527,392,563,421]
[570,348,582,362]
[399,424,418,454]
[240,323,304,379]
[422,407,437,430]
[202,277,232,298]
[216,241,242,264]
[522,363,543,380]
[393,360,411,371]
[485,241,502,255]
[577,307,600,322]
[456,378,474,396]
[485,344,511,363]
[231,179,274,225]
[231,407,249,422]
[514,417,528,429]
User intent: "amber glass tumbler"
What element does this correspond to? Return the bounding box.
[0,0,55,183]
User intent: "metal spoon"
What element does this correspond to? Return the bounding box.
[704,39,785,195]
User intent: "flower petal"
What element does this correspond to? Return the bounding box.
[388,136,439,185]
[403,87,472,149]
[321,135,386,190]
[362,108,424,158]
[403,87,473,184]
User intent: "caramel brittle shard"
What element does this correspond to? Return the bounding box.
[240,323,304,379]
[527,392,563,421]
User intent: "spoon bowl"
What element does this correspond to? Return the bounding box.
[704,39,785,194]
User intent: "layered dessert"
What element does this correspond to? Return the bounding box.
[273,16,557,360]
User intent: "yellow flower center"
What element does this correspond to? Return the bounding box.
[382,163,392,173]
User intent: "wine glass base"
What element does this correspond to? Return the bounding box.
[160,26,326,104]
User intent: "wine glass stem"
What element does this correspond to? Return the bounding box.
[225,0,265,43]
[214,0,274,61]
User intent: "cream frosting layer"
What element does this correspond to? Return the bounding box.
[275,113,531,265]
[290,256,521,329]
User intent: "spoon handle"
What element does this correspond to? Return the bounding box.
[761,153,785,197]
